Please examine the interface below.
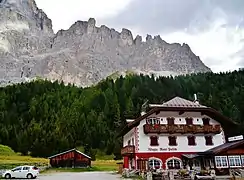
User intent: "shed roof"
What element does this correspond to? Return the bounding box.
[199,140,244,155]
[48,148,91,159]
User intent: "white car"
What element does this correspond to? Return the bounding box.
[2,165,39,179]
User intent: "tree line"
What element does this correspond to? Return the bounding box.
[0,70,244,158]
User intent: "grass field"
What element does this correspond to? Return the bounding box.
[0,145,121,172]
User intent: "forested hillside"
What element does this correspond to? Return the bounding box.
[1,70,244,158]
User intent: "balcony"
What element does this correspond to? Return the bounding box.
[143,124,221,134]
[121,145,135,156]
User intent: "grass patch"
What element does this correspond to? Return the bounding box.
[0,155,121,173]
[0,145,16,156]
[0,155,48,169]
[0,145,122,173]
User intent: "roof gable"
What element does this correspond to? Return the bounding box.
[48,148,91,159]
[162,97,206,108]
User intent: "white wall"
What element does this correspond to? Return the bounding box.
[137,111,226,153]
[123,128,135,147]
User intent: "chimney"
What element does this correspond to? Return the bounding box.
[194,94,199,104]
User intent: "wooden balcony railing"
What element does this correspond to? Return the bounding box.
[143,124,221,134]
[121,145,135,156]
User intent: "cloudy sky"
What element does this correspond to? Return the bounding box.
[35,0,244,73]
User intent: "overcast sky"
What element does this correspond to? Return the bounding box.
[35,0,244,73]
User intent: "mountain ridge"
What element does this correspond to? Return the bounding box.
[0,0,211,87]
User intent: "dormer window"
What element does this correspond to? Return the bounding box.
[203,118,210,125]
[186,117,193,125]
[146,118,160,125]
[167,117,175,125]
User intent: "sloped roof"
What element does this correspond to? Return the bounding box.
[118,96,238,137]
[200,140,244,155]
[48,148,91,159]
[162,97,206,108]
[149,97,206,108]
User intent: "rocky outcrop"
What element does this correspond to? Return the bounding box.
[0,0,211,87]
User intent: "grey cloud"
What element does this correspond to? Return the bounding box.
[103,0,244,34]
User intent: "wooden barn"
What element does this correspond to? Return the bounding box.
[48,148,91,168]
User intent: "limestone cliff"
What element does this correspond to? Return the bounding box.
[0,0,211,87]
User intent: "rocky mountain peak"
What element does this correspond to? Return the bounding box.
[0,0,211,87]
[0,0,53,34]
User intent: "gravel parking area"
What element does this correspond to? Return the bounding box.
[38,172,122,180]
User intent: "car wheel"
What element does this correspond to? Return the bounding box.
[27,173,33,179]
[4,173,11,179]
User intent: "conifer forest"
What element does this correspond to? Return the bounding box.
[0,70,244,158]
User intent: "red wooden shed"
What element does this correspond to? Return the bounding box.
[48,148,91,168]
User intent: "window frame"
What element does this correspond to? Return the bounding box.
[186,117,193,125]
[215,156,229,168]
[205,135,214,146]
[148,158,162,169]
[241,155,244,166]
[150,136,159,146]
[167,117,175,125]
[168,136,177,146]
[146,117,160,125]
[228,156,242,168]
[202,117,210,125]
[187,136,196,146]
[167,159,181,169]
[128,140,131,146]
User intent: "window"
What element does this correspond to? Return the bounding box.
[241,156,244,166]
[23,167,30,170]
[148,158,162,169]
[228,156,241,167]
[128,140,131,146]
[167,117,175,125]
[167,159,181,169]
[12,167,22,171]
[150,136,159,146]
[203,118,210,125]
[132,138,134,145]
[168,136,177,146]
[146,118,160,125]
[186,117,193,125]
[205,136,213,146]
[215,156,228,168]
[187,136,196,146]
[193,160,201,167]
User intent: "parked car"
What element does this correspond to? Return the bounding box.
[2,165,39,179]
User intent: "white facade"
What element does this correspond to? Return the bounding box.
[123,111,226,153]
[123,128,136,147]
[137,111,225,153]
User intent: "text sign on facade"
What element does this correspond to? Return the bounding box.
[228,135,243,142]
[148,147,177,152]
